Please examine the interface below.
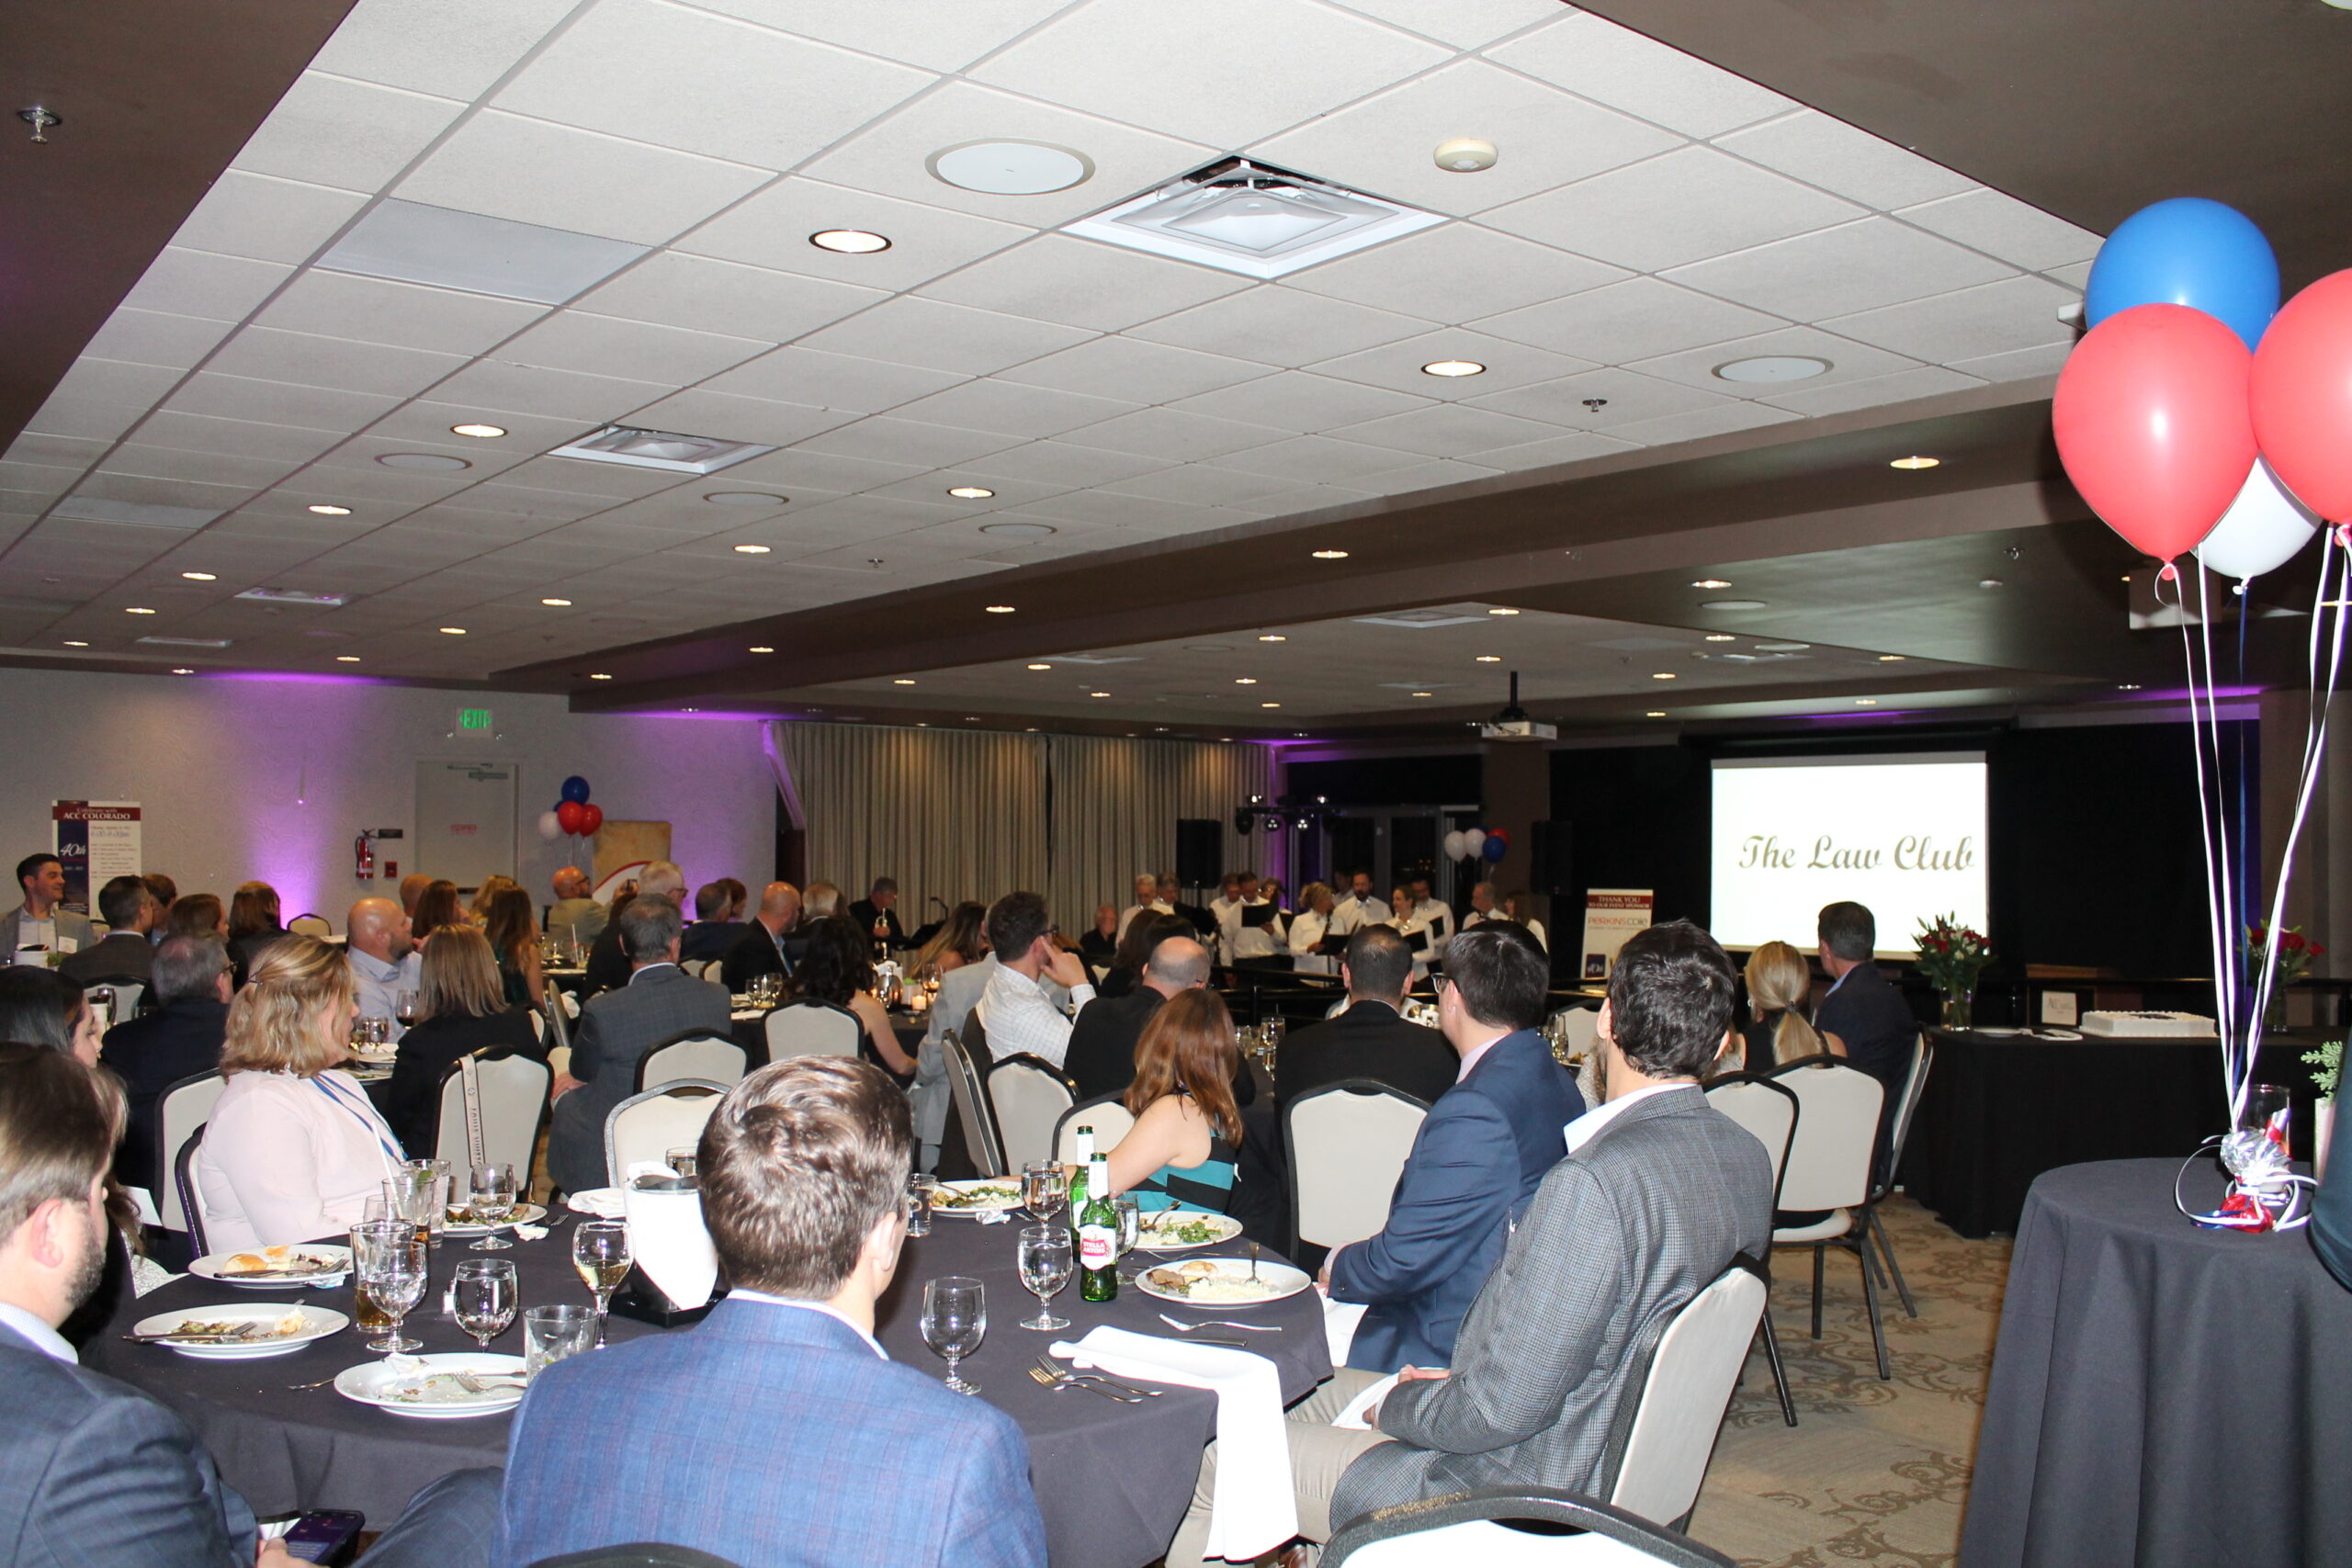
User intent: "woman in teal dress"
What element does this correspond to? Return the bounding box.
[481,886,545,1011]
[1103,988,1244,1214]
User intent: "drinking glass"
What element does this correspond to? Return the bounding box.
[451,1258,517,1348]
[1113,1193,1140,1258]
[905,1175,934,1238]
[1022,1160,1067,1224]
[1016,1224,1072,1332]
[394,990,418,1028]
[389,1159,450,1244]
[921,1275,987,1394]
[2243,1082,2293,1146]
[572,1221,631,1348]
[354,1223,427,1354]
[663,1146,698,1182]
[524,1305,596,1379]
[347,1217,407,1335]
[466,1162,519,1251]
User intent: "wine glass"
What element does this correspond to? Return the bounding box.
[467,1162,518,1251]
[357,1227,427,1354]
[1016,1225,1072,1332]
[452,1258,518,1349]
[394,990,417,1029]
[572,1221,631,1348]
[921,1275,986,1394]
[1021,1160,1067,1224]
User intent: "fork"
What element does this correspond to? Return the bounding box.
[452,1371,528,1393]
[1158,1313,1278,1335]
[1029,1364,1141,1403]
[1248,1242,1261,1282]
[125,1322,262,1344]
[1034,1355,1160,1397]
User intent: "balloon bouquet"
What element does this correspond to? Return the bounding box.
[2058,197,2349,1230]
[537,776,605,848]
[1442,827,1510,865]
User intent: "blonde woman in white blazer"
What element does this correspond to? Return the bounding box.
[195,934,407,1253]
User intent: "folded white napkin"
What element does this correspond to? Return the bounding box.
[621,1173,718,1311]
[566,1187,626,1219]
[1319,1292,1368,1371]
[1330,1371,1400,1431]
[1051,1325,1295,1560]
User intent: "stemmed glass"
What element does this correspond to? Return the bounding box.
[922,1275,987,1394]
[452,1258,518,1348]
[1021,1160,1067,1224]
[394,990,417,1030]
[1016,1225,1072,1332]
[355,1222,426,1354]
[466,1162,519,1251]
[572,1221,632,1348]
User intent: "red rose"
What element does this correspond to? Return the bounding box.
[2286,932,2307,953]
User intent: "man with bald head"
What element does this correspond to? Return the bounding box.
[347,897,422,1040]
[1063,929,1216,1102]
[720,882,801,993]
[585,861,683,995]
[547,866,605,947]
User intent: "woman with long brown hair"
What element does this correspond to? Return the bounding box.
[409,879,464,945]
[383,925,542,1156]
[1102,988,1244,1214]
[226,880,286,982]
[481,885,546,1010]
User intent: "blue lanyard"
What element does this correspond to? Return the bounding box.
[311,1075,405,1165]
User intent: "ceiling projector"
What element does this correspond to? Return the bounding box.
[1479,671,1555,741]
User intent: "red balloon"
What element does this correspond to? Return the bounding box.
[2052,303,2256,568]
[2251,269,2352,522]
[578,804,605,838]
[1485,829,1510,845]
[555,800,588,835]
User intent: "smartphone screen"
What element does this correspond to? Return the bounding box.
[282,1510,365,1565]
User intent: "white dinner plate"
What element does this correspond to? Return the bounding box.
[930,1179,1023,1217]
[565,1187,625,1219]
[2031,1028,2084,1041]
[438,1202,547,1237]
[1133,1211,1243,1251]
[349,1045,399,1064]
[1134,1257,1311,1307]
[335,1353,527,1419]
[134,1303,348,1359]
[1973,1027,2022,1036]
[187,1245,352,1289]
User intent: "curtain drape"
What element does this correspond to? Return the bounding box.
[1043,734,1272,928]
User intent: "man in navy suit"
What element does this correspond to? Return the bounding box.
[501,1055,1046,1567]
[1323,922,1583,1373]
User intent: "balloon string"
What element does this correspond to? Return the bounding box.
[2197,569,2245,1112]
[2180,572,2236,1114]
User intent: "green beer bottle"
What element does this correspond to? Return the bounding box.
[1078,1152,1118,1303]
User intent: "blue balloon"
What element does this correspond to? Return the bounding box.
[560,775,591,805]
[2086,197,2279,352]
[1481,836,1507,863]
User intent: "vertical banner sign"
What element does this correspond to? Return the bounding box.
[52,801,142,915]
[1580,888,1654,981]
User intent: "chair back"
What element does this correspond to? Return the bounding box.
[286,914,333,939]
[764,1000,861,1061]
[637,1031,747,1092]
[989,1054,1075,1170]
[962,1007,989,1063]
[1703,1074,1800,1207]
[1286,1079,1430,1249]
[1053,1091,1137,1165]
[432,1051,553,1173]
[541,988,573,1079]
[942,1030,1005,1178]
[1870,1034,1934,1203]
[82,976,146,1027]
[1602,1260,1770,1526]
[174,1126,209,1258]
[155,1071,227,1235]
[1768,1058,1883,1212]
[678,959,707,979]
[1555,1004,1600,1059]
[1326,1487,1737,1567]
[604,1082,729,1188]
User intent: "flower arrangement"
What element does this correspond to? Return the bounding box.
[2247,923,2326,989]
[1915,914,1992,1027]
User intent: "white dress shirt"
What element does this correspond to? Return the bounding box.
[348,947,423,1041]
[1287,908,1336,976]
[975,962,1092,1068]
[1564,1082,1690,1153]
[1328,895,1391,938]
[1116,900,1172,941]
[729,1289,888,1359]
[1220,897,1286,963]
[1412,898,1456,948]
[0,1302,74,1362]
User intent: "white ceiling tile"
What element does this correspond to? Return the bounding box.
[313,431,537,481]
[1487,13,1795,138]
[229,72,466,192]
[1464,429,1640,471]
[492,0,930,173]
[397,110,772,244]
[862,472,1072,509]
[3,433,107,469]
[996,335,1266,402]
[1607,401,1799,447]
[702,346,967,413]
[1351,457,1504,498]
[45,358,184,408]
[0,461,76,502]
[1307,328,1601,400]
[796,416,1025,468]
[94,444,300,491]
[1474,276,1781,364]
[1663,218,2015,321]
[1946,342,2073,382]
[886,379,1141,439]
[167,171,369,265]
[620,389,855,446]
[919,235,1250,333]
[1166,371,1428,433]
[424,358,678,423]
[362,401,585,452]
[1820,275,2077,364]
[120,248,295,321]
[1712,111,1975,211]
[673,0,1075,73]
[1097,463,1308,507]
[1209,479,1376,514]
[254,272,549,355]
[161,373,401,434]
[203,326,468,397]
[2047,260,2094,289]
[64,469,258,510]
[453,481,623,524]
[309,0,579,98]
[1219,434,1426,481]
[969,0,1450,148]
[1759,366,1986,417]
[1623,325,1926,394]
[1482,145,1864,273]
[498,311,771,383]
[571,253,886,341]
[75,310,234,371]
[1466,366,1734,429]
[1283,223,1628,327]
[793,297,1094,376]
[1328,402,1560,457]
[1128,288,1430,368]
[679,177,1034,289]
[1322,0,1563,49]
[1055,407,1275,460]
[131,411,347,464]
[1010,490,1223,529]
[961,440,1172,487]
[799,81,1212,227]
[1896,188,2105,271]
[1257,59,1683,220]
[736,491,966,548]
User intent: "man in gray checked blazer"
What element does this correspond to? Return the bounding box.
[547,895,731,1194]
[1167,919,1773,1564]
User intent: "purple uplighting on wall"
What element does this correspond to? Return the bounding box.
[208,671,395,687]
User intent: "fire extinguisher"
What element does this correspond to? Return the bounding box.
[355,833,376,881]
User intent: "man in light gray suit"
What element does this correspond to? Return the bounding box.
[1168,919,1773,1563]
[1,853,96,963]
[548,895,731,1194]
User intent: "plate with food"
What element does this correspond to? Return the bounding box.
[335,1353,527,1419]
[188,1244,351,1288]
[929,1179,1023,1217]
[439,1201,548,1237]
[131,1303,348,1359]
[1136,1256,1311,1307]
[1134,1210,1243,1250]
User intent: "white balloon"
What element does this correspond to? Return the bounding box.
[537,810,563,841]
[2197,458,2318,581]
[1461,829,1487,861]
[1443,830,1467,862]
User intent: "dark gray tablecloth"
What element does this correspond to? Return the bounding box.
[91,1208,1331,1567]
[1961,1157,2352,1568]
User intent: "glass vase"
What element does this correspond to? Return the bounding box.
[1939,987,1974,1030]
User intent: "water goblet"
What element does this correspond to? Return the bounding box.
[467,1162,519,1251]
[1016,1224,1073,1332]
[356,1225,427,1354]
[922,1275,987,1394]
[905,1174,934,1238]
[452,1258,518,1348]
[1022,1160,1067,1224]
[572,1221,631,1348]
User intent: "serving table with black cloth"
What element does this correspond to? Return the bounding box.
[1960,1157,2352,1568]
[1903,1027,2324,1238]
[92,1208,1332,1567]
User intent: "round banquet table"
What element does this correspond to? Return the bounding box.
[89,1206,1332,1568]
[1959,1157,2352,1568]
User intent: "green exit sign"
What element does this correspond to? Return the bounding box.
[457,707,493,731]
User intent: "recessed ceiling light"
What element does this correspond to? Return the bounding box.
[1714,355,1832,384]
[1890,456,1941,470]
[984,604,1016,615]
[171,667,194,675]
[893,679,916,685]
[979,521,1057,539]
[1652,672,1677,680]
[1476,654,1502,663]
[750,646,775,653]
[1432,138,1498,173]
[1026,662,1051,671]
[1877,654,1906,661]
[62,639,87,648]
[1258,634,1286,642]
[308,504,353,516]
[377,452,469,471]
[1690,579,1733,589]
[1312,548,1350,559]
[450,423,505,439]
[1411,691,1433,697]
[1261,702,1282,708]
[1235,677,1257,685]
[1090,691,1110,698]
[706,491,786,507]
[811,229,890,254]
[540,597,572,606]
[335,655,360,662]
[1702,599,1768,611]
[2118,682,2143,692]
[1855,698,1879,706]
[1704,634,1736,642]
[1421,360,1486,378]
[439,626,467,635]
[1979,578,2005,590]
[1486,607,1520,616]
[947,486,995,499]
[1646,710,1668,718]
[733,544,773,555]
[180,570,216,581]
[588,672,613,681]
[927,140,1095,195]
[125,606,155,615]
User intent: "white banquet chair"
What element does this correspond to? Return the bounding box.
[1703,1072,1801,1425]
[988,1054,1075,1171]
[942,1031,1005,1178]
[1053,1092,1137,1165]
[1860,1033,1935,1318]
[432,1051,552,1174]
[1767,1057,1890,1379]
[604,1081,729,1188]
[1602,1259,1771,1527]
[154,1070,227,1244]
[1555,1005,1600,1060]
[764,1000,861,1061]
[1286,1080,1430,1253]
[636,1031,747,1093]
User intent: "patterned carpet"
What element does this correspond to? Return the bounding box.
[1691,1197,2012,1567]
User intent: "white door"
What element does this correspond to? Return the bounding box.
[414,761,519,894]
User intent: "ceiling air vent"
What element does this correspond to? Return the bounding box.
[1063,157,1444,279]
[137,636,232,648]
[236,587,350,607]
[548,426,777,476]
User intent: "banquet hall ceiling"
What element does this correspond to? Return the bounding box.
[0,0,2336,736]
